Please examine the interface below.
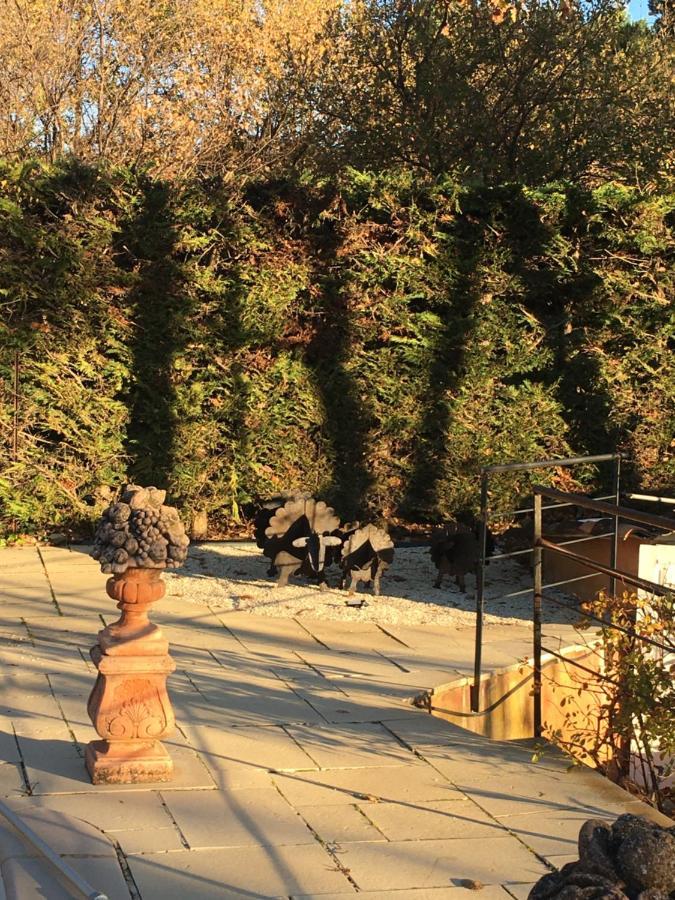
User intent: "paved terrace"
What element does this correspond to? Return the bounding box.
[0,544,670,899]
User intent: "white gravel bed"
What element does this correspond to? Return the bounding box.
[164,542,580,628]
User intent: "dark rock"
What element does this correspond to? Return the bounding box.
[613,817,675,894]
[528,815,675,900]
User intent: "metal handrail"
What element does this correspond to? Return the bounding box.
[495,494,616,518]
[625,493,675,506]
[0,799,109,900]
[533,486,675,533]
[532,484,674,739]
[472,452,622,712]
[483,453,620,474]
[538,537,671,596]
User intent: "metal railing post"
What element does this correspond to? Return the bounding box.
[471,470,489,712]
[533,491,543,739]
[610,454,621,597]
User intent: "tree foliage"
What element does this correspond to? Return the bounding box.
[0,0,671,185]
[1,162,673,535]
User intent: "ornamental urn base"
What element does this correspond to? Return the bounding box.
[85,739,174,785]
[86,568,176,784]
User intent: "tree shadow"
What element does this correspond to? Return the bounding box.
[117,176,184,489]
[498,186,620,463]
[244,180,373,521]
[400,187,489,520]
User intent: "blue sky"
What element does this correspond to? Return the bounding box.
[627,0,655,20]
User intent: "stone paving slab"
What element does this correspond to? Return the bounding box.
[293,887,515,900]
[333,837,550,891]
[297,803,386,844]
[0,805,131,900]
[1,858,75,900]
[127,843,353,899]
[1,804,117,858]
[112,826,186,854]
[3,854,132,900]
[358,798,506,841]
[289,683,412,726]
[181,692,327,728]
[162,786,315,848]
[284,723,420,769]
[0,644,88,674]
[0,765,26,797]
[292,620,409,654]
[179,722,318,775]
[37,546,95,565]
[212,612,324,655]
[17,791,177,832]
[0,547,44,568]
[273,765,461,807]
[0,732,20,765]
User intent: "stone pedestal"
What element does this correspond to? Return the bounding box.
[86,568,176,784]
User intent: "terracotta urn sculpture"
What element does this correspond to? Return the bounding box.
[86,485,189,784]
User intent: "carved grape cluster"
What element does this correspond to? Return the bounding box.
[91,484,189,574]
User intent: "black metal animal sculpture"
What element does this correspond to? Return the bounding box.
[264,497,341,587]
[253,492,310,576]
[430,518,495,592]
[325,521,359,570]
[340,524,395,600]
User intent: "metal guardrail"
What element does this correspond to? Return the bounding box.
[0,799,109,900]
[531,485,675,739]
[471,452,622,711]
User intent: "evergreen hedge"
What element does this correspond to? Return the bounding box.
[1,162,673,537]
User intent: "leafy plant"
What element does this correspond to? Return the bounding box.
[544,590,675,813]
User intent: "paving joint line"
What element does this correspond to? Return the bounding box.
[280,723,327,764]
[375,624,412,649]
[45,672,83,757]
[157,792,191,849]
[283,687,332,725]
[373,650,410,673]
[290,651,331,680]
[352,801,390,841]
[35,546,63,615]
[413,747,558,875]
[205,606,249,648]
[110,837,142,900]
[11,724,32,795]
[19,617,36,647]
[292,618,332,649]
[279,781,362,894]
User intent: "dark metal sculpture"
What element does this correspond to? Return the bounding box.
[340,524,395,599]
[263,497,341,587]
[253,492,311,576]
[528,814,675,900]
[430,517,495,592]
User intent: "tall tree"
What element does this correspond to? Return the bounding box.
[302,0,674,184]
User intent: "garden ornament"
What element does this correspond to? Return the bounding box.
[86,484,189,783]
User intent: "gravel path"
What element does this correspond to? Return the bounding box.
[164,542,580,628]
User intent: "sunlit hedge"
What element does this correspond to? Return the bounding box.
[1,162,673,536]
